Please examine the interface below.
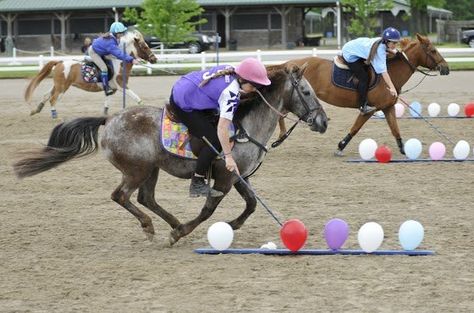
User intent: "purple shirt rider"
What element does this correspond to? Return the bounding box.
[172,65,241,121]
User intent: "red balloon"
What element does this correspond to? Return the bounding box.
[464,103,474,118]
[375,145,392,163]
[280,219,308,252]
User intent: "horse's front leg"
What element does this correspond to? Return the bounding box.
[382,105,405,154]
[169,195,225,246]
[125,88,144,105]
[278,117,287,139]
[335,110,375,156]
[228,178,257,230]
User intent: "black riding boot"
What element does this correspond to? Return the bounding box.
[189,176,223,198]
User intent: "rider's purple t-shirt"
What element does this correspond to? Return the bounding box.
[172,65,241,120]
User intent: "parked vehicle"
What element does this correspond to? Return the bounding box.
[461,29,474,48]
[144,32,214,53]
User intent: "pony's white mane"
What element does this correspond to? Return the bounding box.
[120,30,142,56]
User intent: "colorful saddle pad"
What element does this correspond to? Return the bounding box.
[331,63,380,91]
[160,108,235,160]
[80,60,114,83]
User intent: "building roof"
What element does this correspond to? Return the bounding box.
[0,0,337,12]
[0,0,144,12]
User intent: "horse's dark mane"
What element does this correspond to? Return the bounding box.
[234,64,287,122]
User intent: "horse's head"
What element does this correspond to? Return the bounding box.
[281,62,328,133]
[414,33,449,75]
[122,30,158,64]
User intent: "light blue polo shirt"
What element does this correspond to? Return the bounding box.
[341,37,388,74]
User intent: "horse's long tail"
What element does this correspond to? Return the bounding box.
[14,116,107,178]
[24,60,62,103]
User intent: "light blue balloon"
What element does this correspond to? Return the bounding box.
[409,101,422,118]
[399,220,424,250]
[404,138,423,160]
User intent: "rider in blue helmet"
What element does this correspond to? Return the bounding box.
[88,21,140,96]
[341,27,401,114]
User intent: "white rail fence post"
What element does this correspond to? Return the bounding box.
[0,48,472,73]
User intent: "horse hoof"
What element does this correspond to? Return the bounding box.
[169,229,180,246]
[30,110,37,116]
[334,150,344,157]
[144,232,154,242]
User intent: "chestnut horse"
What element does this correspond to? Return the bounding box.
[14,63,328,245]
[281,34,449,155]
[25,30,157,118]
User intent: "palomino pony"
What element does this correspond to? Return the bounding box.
[14,63,328,245]
[25,30,158,118]
[281,34,449,155]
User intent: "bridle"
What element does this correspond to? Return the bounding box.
[398,42,440,77]
[255,71,324,148]
[136,38,156,61]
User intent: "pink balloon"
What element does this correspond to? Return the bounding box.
[395,103,405,118]
[429,142,446,160]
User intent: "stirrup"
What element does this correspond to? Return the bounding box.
[359,104,376,115]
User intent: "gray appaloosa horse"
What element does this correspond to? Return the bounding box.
[14,63,328,245]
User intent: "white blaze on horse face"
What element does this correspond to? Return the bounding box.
[62,61,76,79]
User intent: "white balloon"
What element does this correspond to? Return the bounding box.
[404,138,423,160]
[398,220,424,250]
[357,222,384,253]
[374,110,385,118]
[447,103,460,117]
[394,103,405,118]
[453,140,471,160]
[267,242,277,249]
[207,222,234,251]
[427,102,441,117]
[358,138,378,160]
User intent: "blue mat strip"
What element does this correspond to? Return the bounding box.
[346,158,474,163]
[194,248,434,256]
[372,116,472,120]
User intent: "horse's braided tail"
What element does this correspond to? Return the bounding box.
[14,116,107,178]
[24,60,62,103]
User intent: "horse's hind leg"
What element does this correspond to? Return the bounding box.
[47,87,65,119]
[111,174,155,241]
[227,178,257,230]
[382,105,405,154]
[335,111,375,156]
[137,167,181,229]
[30,87,53,116]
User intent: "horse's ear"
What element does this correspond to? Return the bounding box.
[298,62,308,76]
[400,38,410,49]
[416,33,426,43]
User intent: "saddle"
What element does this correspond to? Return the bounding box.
[80,57,114,83]
[331,55,380,91]
[160,105,236,160]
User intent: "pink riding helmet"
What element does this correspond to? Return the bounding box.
[235,58,271,86]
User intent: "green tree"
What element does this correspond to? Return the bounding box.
[444,0,474,21]
[409,0,445,34]
[123,0,206,44]
[342,0,393,38]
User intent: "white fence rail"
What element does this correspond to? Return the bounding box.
[1,47,473,73]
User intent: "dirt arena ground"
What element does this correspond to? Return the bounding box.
[1,71,473,312]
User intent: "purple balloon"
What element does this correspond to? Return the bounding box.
[324,218,349,250]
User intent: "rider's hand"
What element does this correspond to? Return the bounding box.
[225,155,239,175]
[132,59,140,65]
[388,87,398,98]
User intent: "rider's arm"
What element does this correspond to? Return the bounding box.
[216,80,240,174]
[108,43,134,63]
[382,72,397,97]
[217,117,239,175]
